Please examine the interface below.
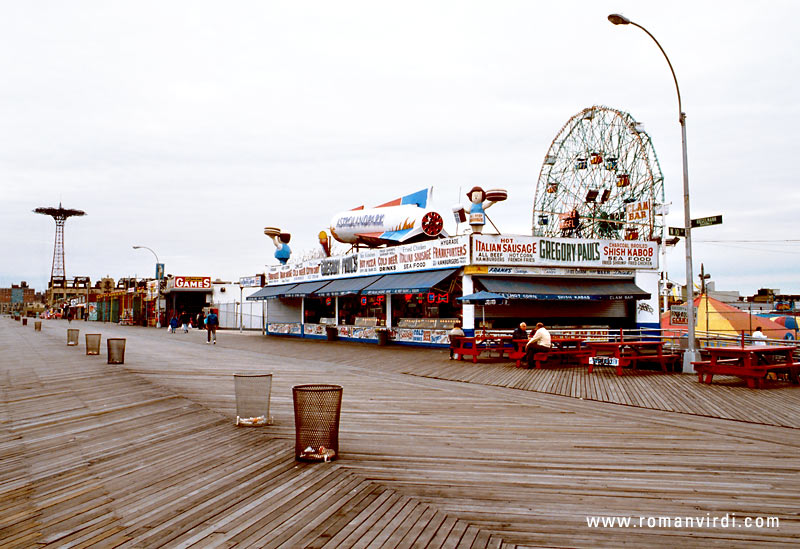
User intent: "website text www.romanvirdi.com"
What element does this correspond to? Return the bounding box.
[586,513,780,529]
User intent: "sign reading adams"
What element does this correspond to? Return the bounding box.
[472,235,658,270]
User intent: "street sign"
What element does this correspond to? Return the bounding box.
[668,227,686,237]
[691,215,722,228]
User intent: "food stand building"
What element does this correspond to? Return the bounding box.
[248,234,659,346]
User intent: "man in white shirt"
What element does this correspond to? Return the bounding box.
[751,326,767,346]
[525,322,552,367]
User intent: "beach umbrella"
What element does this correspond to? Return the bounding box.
[457,291,507,329]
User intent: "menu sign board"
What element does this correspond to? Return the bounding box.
[472,235,658,270]
[266,236,469,285]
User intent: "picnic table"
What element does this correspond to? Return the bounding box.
[692,345,800,388]
[585,340,677,376]
[528,337,593,369]
[452,334,520,363]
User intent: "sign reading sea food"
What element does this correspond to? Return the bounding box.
[472,235,658,270]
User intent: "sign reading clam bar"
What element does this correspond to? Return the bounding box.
[472,235,658,270]
[266,236,469,285]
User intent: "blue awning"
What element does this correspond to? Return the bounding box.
[477,277,650,300]
[313,275,384,297]
[361,268,458,295]
[246,283,299,300]
[284,280,333,297]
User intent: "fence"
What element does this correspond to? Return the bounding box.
[216,301,264,330]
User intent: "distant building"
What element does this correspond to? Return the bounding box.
[0,281,38,314]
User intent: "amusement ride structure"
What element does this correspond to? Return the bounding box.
[532,105,665,242]
[34,203,86,301]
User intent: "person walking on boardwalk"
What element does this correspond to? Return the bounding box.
[169,315,179,334]
[525,322,552,367]
[179,310,190,333]
[196,311,205,332]
[206,310,219,344]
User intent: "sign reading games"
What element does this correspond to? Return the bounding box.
[266,236,469,285]
[472,235,658,270]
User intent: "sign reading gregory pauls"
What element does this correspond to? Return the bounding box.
[171,276,212,290]
[472,234,658,270]
[266,235,469,285]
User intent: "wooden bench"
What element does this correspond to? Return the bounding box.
[692,359,800,388]
[451,337,482,363]
[507,340,528,367]
[532,349,593,370]
[692,359,771,388]
[621,353,680,374]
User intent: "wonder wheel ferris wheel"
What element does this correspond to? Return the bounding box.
[532,105,665,241]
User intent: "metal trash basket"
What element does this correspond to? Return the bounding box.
[34,320,42,332]
[22,318,27,326]
[85,333,101,355]
[107,338,126,364]
[293,384,342,462]
[67,328,80,346]
[325,325,339,341]
[234,373,273,426]
[376,328,389,346]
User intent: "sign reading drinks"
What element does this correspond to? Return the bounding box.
[472,235,658,270]
[266,236,469,285]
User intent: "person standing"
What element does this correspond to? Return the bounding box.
[525,322,552,367]
[206,310,219,344]
[169,315,179,334]
[179,310,190,333]
[751,326,767,346]
[196,311,205,332]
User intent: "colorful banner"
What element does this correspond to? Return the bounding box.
[472,235,658,270]
[266,236,469,285]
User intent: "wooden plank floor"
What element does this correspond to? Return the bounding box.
[2,318,799,547]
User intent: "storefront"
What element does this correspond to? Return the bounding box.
[248,234,659,346]
[96,289,146,324]
[163,276,212,325]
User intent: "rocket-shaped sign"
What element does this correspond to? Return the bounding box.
[329,187,447,247]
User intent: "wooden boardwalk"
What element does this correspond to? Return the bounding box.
[2,318,799,547]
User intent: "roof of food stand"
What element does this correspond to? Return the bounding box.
[477,277,650,300]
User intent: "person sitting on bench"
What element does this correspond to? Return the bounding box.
[525,322,552,367]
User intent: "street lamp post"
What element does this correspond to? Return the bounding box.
[133,245,162,328]
[608,14,699,372]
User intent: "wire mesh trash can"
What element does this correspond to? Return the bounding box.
[34,320,42,332]
[107,338,126,364]
[85,334,101,355]
[234,373,273,426]
[67,328,80,346]
[325,325,339,341]
[22,318,27,326]
[376,328,389,346]
[293,384,342,462]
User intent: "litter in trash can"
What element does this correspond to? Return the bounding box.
[85,334,101,355]
[107,338,126,364]
[67,329,80,346]
[293,384,342,462]
[234,373,273,426]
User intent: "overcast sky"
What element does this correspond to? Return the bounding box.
[2,1,799,296]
